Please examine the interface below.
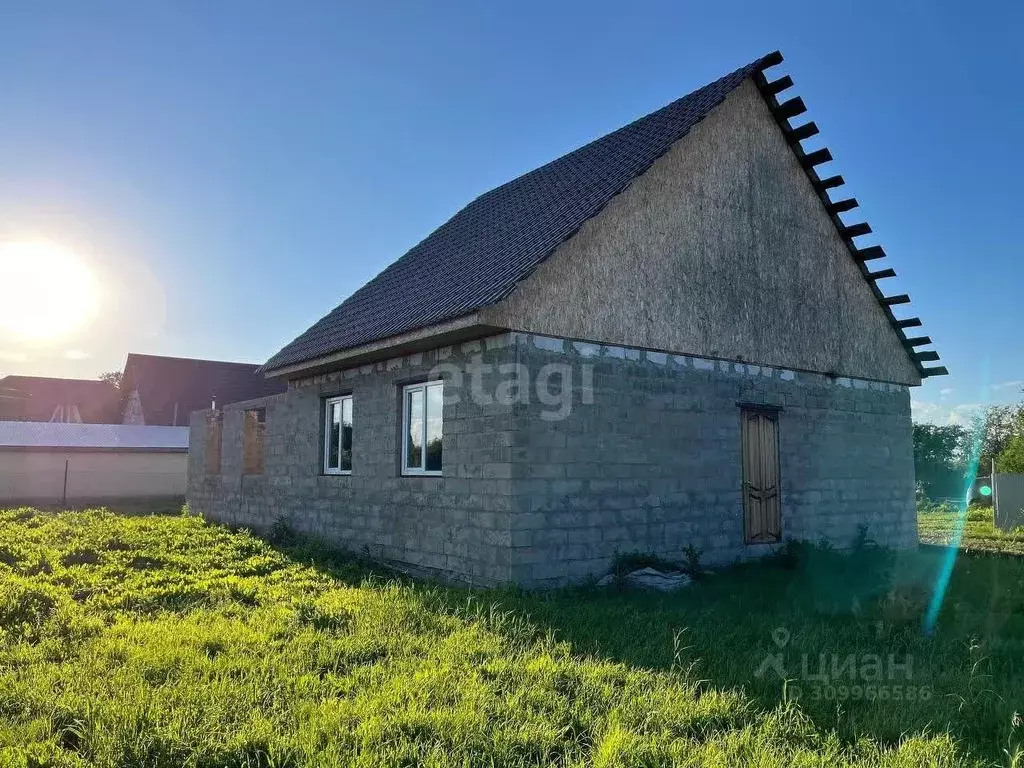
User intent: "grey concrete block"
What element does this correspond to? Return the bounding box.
[189,333,916,589]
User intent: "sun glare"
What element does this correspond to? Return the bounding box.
[0,241,100,342]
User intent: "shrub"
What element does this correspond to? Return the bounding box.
[682,544,703,578]
[267,516,297,547]
[852,523,877,552]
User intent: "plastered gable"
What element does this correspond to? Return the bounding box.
[482,79,921,385]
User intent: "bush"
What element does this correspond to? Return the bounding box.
[267,516,297,547]
[917,497,959,516]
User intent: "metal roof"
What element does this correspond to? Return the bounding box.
[0,422,189,451]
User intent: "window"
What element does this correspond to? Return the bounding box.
[204,411,222,475]
[741,408,781,543]
[402,381,443,475]
[323,395,353,474]
[242,408,266,475]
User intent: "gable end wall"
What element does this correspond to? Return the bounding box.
[503,333,915,587]
[483,79,920,386]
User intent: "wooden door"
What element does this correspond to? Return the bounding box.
[741,409,781,543]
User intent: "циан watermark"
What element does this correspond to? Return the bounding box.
[755,626,931,702]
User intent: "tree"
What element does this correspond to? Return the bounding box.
[969,404,1024,472]
[973,405,1017,470]
[97,371,126,423]
[997,434,1024,473]
[913,422,969,468]
[913,422,970,501]
[98,371,122,391]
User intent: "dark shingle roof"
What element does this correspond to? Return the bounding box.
[264,53,779,372]
[122,354,286,426]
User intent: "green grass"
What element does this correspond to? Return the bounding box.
[919,502,1024,555]
[0,507,1022,766]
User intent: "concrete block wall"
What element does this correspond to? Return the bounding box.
[188,335,521,585]
[188,331,916,588]
[505,334,915,586]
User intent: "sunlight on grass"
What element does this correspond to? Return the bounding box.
[0,507,1017,766]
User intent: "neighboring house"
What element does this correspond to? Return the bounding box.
[0,421,188,503]
[188,51,945,587]
[0,376,119,424]
[120,353,285,427]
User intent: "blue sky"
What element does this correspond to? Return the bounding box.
[1,0,1020,423]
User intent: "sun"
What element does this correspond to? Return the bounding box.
[0,241,100,342]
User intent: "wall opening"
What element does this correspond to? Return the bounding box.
[242,408,266,475]
[205,411,223,475]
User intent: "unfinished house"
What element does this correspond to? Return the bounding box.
[188,51,945,587]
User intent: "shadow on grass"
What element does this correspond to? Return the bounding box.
[267,529,1024,764]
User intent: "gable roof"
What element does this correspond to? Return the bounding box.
[122,353,285,426]
[264,51,942,379]
[0,376,119,423]
[263,55,774,373]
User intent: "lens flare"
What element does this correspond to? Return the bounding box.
[923,367,988,636]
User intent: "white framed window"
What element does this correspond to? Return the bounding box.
[402,381,443,476]
[323,395,353,474]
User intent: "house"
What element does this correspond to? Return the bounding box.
[120,353,285,427]
[0,376,119,424]
[0,421,188,503]
[187,51,945,587]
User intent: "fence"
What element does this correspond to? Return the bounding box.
[994,473,1024,531]
[0,449,187,504]
[0,422,189,504]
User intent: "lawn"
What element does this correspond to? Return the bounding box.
[0,506,1022,767]
[919,502,1024,555]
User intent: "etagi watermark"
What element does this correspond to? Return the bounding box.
[755,627,931,702]
[428,357,593,421]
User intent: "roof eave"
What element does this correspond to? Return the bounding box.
[261,312,504,379]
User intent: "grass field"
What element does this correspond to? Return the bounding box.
[0,506,1022,767]
[919,502,1024,555]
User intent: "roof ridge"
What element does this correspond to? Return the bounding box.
[475,54,778,206]
[126,352,263,368]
